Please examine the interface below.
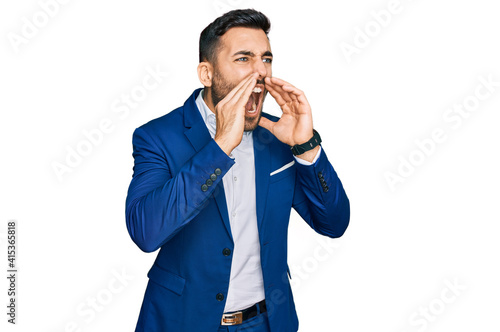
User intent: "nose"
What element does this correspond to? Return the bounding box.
[253,59,268,81]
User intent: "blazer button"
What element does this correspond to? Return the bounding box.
[318,172,324,179]
[206,179,213,187]
[216,293,224,301]
[323,186,329,193]
[214,168,222,176]
[210,173,217,181]
[321,181,328,188]
[222,248,231,256]
[201,184,208,192]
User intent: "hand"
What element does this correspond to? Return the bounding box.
[259,77,314,147]
[214,73,258,155]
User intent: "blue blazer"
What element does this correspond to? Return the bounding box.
[125,88,350,332]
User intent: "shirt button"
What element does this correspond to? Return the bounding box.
[233,176,237,182]
[216,293,224,301]
[215,168,222,176]
[201,184,208,192]
[222,248,231,256]
[232,212,236,217]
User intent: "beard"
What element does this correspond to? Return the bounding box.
[211,70,264,132]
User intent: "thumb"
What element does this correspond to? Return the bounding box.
[258,116,276,134]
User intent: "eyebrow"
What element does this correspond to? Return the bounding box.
[232,50,273,58]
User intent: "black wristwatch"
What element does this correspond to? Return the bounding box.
[290,130,322,156]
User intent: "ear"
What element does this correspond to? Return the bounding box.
[197,62,213,87]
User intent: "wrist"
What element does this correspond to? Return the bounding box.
[214,136,234,156]
[295,145,320,163]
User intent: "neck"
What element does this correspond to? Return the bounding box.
[202,87,216,114]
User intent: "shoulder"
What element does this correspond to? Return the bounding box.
[135,88,201,136]
[137,106,184,135]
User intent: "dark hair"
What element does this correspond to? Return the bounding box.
[199,9,271,64]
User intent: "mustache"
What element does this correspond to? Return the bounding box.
[256,79,265,86]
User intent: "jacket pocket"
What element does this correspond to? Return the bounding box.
[147,264,186,296]
[270,161,295,183]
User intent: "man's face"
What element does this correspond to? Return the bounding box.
[211,27,272,131]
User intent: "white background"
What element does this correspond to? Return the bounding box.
[1,0,499,331]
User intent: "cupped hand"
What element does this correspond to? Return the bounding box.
[214,72,259,155]
[259,77,314,146]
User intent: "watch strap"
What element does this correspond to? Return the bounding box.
[290,130,322,156]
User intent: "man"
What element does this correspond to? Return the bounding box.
[126,9,349,332]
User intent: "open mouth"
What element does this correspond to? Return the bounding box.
[245,85,265,116]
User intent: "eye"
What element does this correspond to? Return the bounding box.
[263,58,273,64]
[236,57,248,62]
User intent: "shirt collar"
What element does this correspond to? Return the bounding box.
[195,89,216,138]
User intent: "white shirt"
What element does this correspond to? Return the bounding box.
[196,91,265,312]
[195,90,321,312]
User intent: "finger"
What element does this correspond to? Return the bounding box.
[282,85,299,103]
[266,78,293,103]
[258,115,276,134]
[264,81,287,106]
[282,85,308,104]
[233,73,258,108]
[269,76,294,88]
[228,73,258,107]
[221,73,258,107]
[269,77,300,101]
[265,78,292,106]
[271,77,308,105]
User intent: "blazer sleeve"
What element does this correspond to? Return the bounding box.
[125,127,234,252]
[292,146,350,238]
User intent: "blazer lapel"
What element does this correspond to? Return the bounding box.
[184,120,211,152]
[183,89,233,242]
[253,125,271,232]
[183,88,210,150]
